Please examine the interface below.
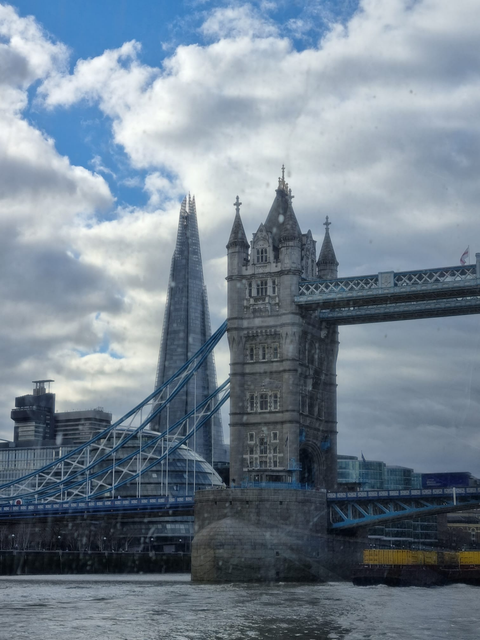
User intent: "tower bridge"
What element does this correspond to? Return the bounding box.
[2,170,480,580]
[296,263,480,323]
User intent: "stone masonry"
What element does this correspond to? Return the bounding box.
[226,171,339,489]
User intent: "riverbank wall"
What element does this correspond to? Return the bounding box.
[0,551,190,575]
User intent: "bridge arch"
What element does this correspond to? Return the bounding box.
[299,441,322,488]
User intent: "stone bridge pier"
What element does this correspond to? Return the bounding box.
[192,488,365,582]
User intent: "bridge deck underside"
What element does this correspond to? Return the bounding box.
[328,490,480,530]
[296,265,480,324]
[316,296,480,325]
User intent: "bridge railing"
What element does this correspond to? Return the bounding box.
[327,486,480,501]
[298,264,479,300]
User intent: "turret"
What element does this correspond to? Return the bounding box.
[279,192,302,271]
[227,195,249,276]
[317,216,338,279]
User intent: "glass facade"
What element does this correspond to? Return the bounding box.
[385,465,414,490]
[359,460,386,490]
[337,456,416,491]
[337,456,359,485]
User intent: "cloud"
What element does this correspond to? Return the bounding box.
[200,4,279,39]
[0,4,130,435]
[3,0,480,477]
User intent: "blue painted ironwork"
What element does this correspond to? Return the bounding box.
[296,264,480,324]
[327,487,480,529]
[0,322,228,504]
[0,495,195,521]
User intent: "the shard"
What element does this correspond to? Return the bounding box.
[153,195,227,465]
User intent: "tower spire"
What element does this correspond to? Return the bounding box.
[264,166,301,250]
[317,215,339,279]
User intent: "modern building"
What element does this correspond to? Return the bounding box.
[226,171,338,489]
[11,380,56,443]
[55,408,112,444]
[10,380,112,446]
[337,455,421,491]
[153,195,228,466]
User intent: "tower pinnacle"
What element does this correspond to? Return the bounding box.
[317,215,339,279]
[233,195,242,214]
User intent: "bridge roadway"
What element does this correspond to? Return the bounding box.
[0,495,194,521]
[4,487,480,534]
[295,263,480,323]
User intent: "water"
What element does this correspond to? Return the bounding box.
[0,574,478,639]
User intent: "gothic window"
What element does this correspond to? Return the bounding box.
[272,343,279,360]
[248,345,255,362]
[272,446,278,468]
[248,431,255,443]
[271,431,278,442]
[256,247,268,263]
[271,278,277,295]
[249,447,254,456]
[260,460,267,469]
[256,280,267,296]
[260,344,267,361]
[259,393,269,411]
[259,437,267,455]
[271,392,279,411]
[248,394,256,412]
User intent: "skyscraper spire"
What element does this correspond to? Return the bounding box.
[154,196,227,464]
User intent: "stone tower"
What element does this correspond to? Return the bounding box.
[154,195,227,465]
[226,170,338,489]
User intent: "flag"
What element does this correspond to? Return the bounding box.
[285,435,289,446]
[460,247,469,265]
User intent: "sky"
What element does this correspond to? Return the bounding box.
[1,0,480,476]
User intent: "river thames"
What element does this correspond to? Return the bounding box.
[0,574,478,639]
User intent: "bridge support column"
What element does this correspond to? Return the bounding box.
[191,488,366,582]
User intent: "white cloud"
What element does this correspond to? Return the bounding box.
[200,4,279,39]
[0,5,126,436]
[3,0,480,475]
[144,172,185,207]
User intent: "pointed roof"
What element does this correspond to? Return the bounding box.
[154,194,226,462]
[317,216,339,275]
[264,167,301,246]
[280,200,302,241]
[227,195,249,248]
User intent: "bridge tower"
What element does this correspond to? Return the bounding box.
[227,170,338,489]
